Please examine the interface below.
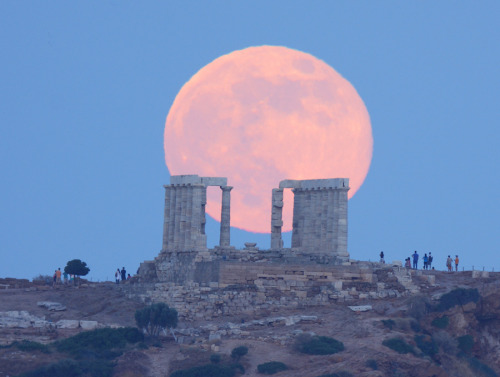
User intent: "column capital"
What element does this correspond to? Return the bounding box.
[221,186,233,191]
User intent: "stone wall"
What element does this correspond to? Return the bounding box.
[136,250,418,321]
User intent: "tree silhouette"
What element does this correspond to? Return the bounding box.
[64,259,90,284]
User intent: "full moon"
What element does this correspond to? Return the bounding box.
[164,46,372,233]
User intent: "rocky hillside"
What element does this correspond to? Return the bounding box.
[0,270,499,377]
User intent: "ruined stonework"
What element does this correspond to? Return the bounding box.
[137,175,423,321]
[272,178,349,259]
[161,175,231,251]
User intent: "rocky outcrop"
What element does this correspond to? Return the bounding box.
[0,311,101,331]
[37,301,67,311]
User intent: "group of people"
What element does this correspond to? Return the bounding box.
[380,251,461,272]
[52,267,73,286]
[446,255,460,272]
[115,267,131,283]
[405,251,459,271]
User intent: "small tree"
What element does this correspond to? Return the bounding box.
[135,303,178,337]
[64,259,90,285]
[231,345,248,361]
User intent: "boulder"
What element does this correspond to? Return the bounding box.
[37,301,67,311]
[56,319,80,329]
[79,320,98,330]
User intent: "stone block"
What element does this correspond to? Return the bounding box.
[37,301,66,311]
[80,320,99,330]
[56,320,80,329]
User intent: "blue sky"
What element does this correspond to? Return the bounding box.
[1,1,498,281]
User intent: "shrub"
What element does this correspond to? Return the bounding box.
[169,364,239,377]
[135,302,178,337]
[18,359,82,377]
[431,316,449,329]
[56,327,143,357]
[210,353,222,364]
[406,295,432,320]
[14,340,51,353]
[231,345,248,360]
[296,335,344,355]
[137,342,148,350]
[432,331,458,355]
[457,335,474,354]
[32,274,52,285]
[435,288,480,312]
[366,359,378,370]
[257,361,288,375]
[382,338,415,354]
[414,335,438,358]
[382,319,395,330]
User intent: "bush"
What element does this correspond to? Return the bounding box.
[231,346,248,360]
[56,327,143,357]
[14,340,51,353]
[210,353,222,364]
[257,361,288,374]
[431,316,449,329]
[382,338,415,354]
[296,335,344,355]
[135,302,178,337]
[435,288,480,312]
[414,335,438,358]
[457,335,474,354]
[18,359,82,377]
[382,319,395,330]
[32,274,52,285]
[366,359,378,370]
[169,364,240,377]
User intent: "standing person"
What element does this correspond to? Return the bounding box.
[455,255,459,271]
[423,254,428,270]
[405,258,411,269]
[121,267,126,282]
[52,270,57,287]
[412,251,419,269]
[446,255,453,272]
[379,251,385,264]
[115,269,121,284]
[63,271,68,285]
[428,252,433,269]
[56,268,62,285]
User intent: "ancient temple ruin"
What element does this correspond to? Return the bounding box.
[161,175,232,251]
[271,178,349,258]
[159,174,349,256]
[136,175,423,321]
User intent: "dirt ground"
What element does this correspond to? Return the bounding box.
[1,271,499,377]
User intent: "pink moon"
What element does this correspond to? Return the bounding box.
[164,45,373,233]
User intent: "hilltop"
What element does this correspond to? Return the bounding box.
[1,270,499,377]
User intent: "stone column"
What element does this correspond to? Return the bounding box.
[219,186,233,247]
[271,188,284,249]
[336,188,349,257]
[162,185,171,251]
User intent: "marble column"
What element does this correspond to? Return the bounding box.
[162,185,171,251]
[219,186,233,247]
[271,188,284,249]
